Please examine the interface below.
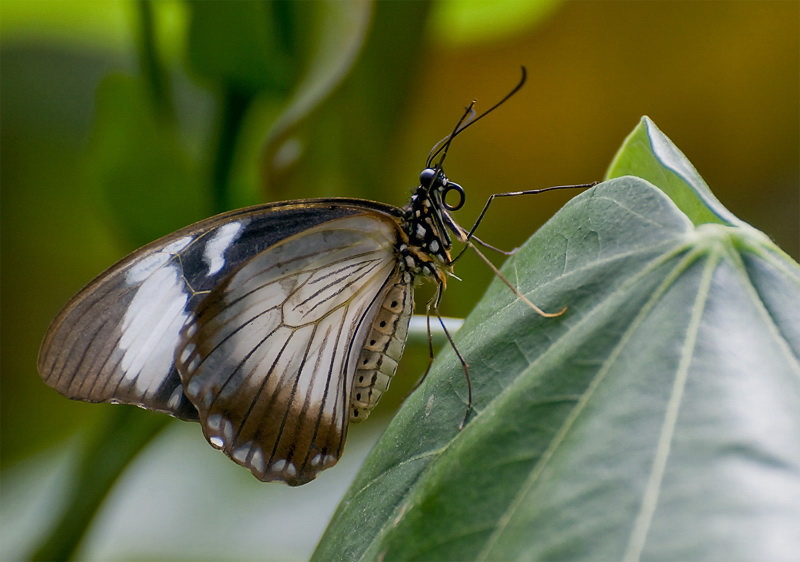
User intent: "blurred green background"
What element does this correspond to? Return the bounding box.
[1,1,797,559]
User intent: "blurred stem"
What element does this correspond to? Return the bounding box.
[30,409,171,561]
[136,0,174,123]
[211,87,254,212]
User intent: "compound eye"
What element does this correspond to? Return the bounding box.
[419,168,437,188]
[443,182,465,211]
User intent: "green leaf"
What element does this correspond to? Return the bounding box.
[606,116,742,227]
[316,173,800,555]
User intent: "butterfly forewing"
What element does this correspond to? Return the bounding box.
[176,214,405,485]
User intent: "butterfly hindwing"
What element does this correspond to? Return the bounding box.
[176,214,404,485]
[38,200,404,433]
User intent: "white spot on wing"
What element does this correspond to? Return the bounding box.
[186,379,202,399]
[250,447,266,474]
[119,265,190,395]
[125,236,193,284]
[188,355,201,374]
[204,222,244,276]
[179,343,194,364]
[206,414,233,450]
[222,417,234,443]
[167,386,184,410]
[162,236,193,254]
[126,253,170,284]
[207,414,223,430]
[233,442,251,463]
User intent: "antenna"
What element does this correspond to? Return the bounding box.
[426,66,528,170]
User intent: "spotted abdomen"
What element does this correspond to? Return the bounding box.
[350,275,413,421]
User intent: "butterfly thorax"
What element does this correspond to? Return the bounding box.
[398,173,461,285]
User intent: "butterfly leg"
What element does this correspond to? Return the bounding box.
[463,182,599,249]
[429,281,472,430]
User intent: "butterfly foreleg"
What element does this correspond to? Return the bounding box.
[462,182,599,250]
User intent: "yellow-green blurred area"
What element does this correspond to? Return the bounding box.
[1,0,797,559]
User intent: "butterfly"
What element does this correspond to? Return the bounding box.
[38,68,593,486]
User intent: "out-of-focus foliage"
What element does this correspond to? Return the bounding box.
[430,0,564,46]
[1,1,797,560]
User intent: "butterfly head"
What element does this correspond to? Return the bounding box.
[398,166,468,281]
